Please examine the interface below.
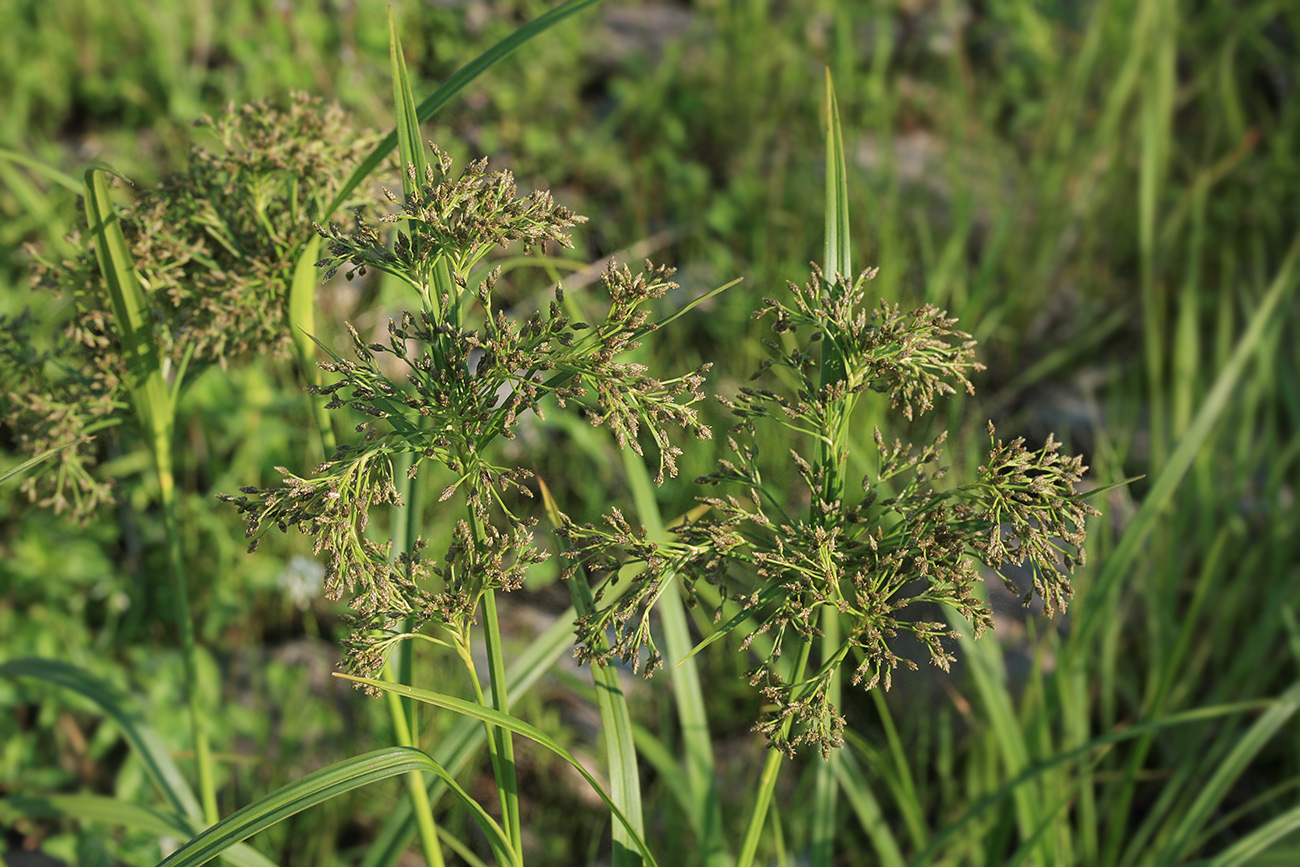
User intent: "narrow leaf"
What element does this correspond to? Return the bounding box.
[83,168,172,453]
[0,796,274,867]
[823,68,852,280]
[389,9,428,192]
[0,658,203,823]
[1071,234,1300,651]
[336,674,659,867]
[1162,680,1300,860]
[158,748,513,867]
[539,477,645,866]
[322,0,604,221]
[0,437,95,487]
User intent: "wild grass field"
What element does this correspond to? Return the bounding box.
[1,1,1298,865]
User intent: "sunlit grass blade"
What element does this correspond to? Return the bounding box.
[833,747,904,867]
[619,448,730,867]
[358,603,580,867]
[810,68,850,867]
[539,476,646,867]
[948,611,1046,862]
[1071,234,1300,651]
[287,234,335,456]
[823,68,852,281]
[908,700,1270,865]
[0,436,95,487]
[85,164,215,821]
[0,796,274,867]
[389,8,427,193]
[337,674,659,867]
[0,657,203,824]
[0,146,81,192]
[158,748,514,867]
[1159,680,1300,861]
[321,0,604,220]
[83,167,171,453]
[1202,806,1300,866]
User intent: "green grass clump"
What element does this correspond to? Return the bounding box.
[2,1,1299,865]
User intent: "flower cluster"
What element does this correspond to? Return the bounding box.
[225,146,712,682]
[8,93,379,519]
[563,266,1099,757]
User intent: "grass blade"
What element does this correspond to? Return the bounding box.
[1071,234,1300,652]
[616,449,729,867]
[389,8,428,191]
[833,747,904,867]
[0,657,203,824]
[0,796,275,867]
[337,674,660,867]
[823,68,852,281]
[1204,806,1300,866]
[1160,680,1300,861]
[909,700,1270,865]
[321,0,604,221]
[358,602,579,867]
[0,436,96,487]
[539,477,646,867]
[83,167,171,454]
[158,748,514,867]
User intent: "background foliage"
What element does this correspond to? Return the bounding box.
[2,0,1297,864]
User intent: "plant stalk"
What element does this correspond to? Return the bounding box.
[736,641,812,867]
[383,659,446,867]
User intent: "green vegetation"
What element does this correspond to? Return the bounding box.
[2,1,1297,865]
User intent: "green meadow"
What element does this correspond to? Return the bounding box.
[1,1,1297,865]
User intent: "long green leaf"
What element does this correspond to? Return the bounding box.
[389,9,428,194]
[823,68,852,281]
[948,610,1045,860]
[0,796,274,867]
[0,437,94,487]
[287,234,336,455]
[0,658,202,824]
[540,477,646,867]
[320,0,604,221]
[359,601,580,867]
[1204,806,1300,866]
[1160,679,1300,861]
[337,674,659,867]
[1071,234,1300,652]
[908,700,1270,865]
[83,167,172,457]
[158,748,514,867]
[619,450,728,866]
[0,146,81,192]
[833,748,904,867]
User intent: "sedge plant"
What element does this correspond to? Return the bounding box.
[558,72,1101,866]
[4,21,1104,867]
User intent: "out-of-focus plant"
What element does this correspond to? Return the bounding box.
[2,93,379,519]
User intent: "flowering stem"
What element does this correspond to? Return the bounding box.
[481,586,522,850]
[158,460,219,826]
[737,641,812,867]
[382,659,445,867]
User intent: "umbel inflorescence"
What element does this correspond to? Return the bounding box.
[221,144,713,685]
[4,93,379,519]
[560,265,1099,757]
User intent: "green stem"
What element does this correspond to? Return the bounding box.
[480,586,522,851]
[157,457,218,825]
[737,640,813,867]
[383,659,446,867]
[810,608,841,867]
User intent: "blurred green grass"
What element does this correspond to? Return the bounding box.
[2,0,1298,864]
